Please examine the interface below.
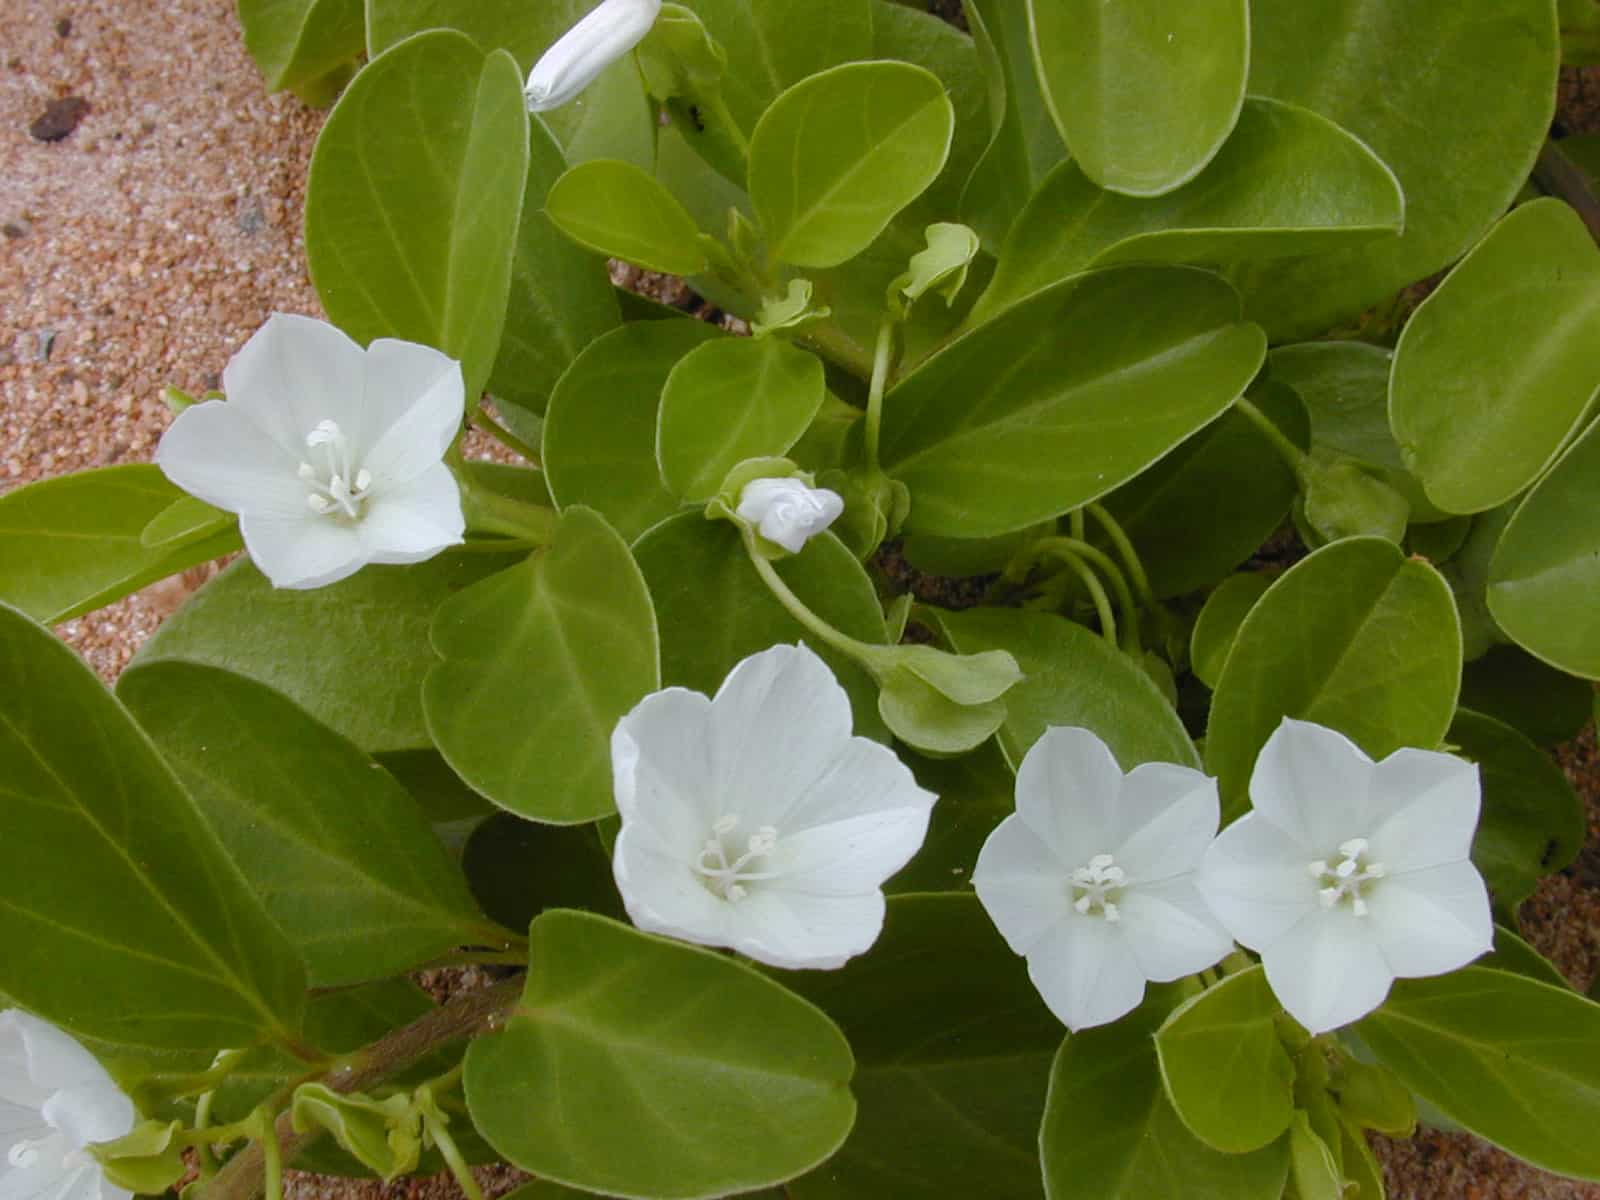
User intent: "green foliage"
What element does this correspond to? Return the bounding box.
[548,159,712,276]
[1191,573,1274,690]
[237,0,364,100]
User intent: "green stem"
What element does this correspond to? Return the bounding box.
[1234,397,1308,482]
[1036,537,1139,654]
[744,532,877,663]
[863,317,897,472]
[1042,545,1117,648]
[1085,503,1156,609]
[470,405,542,467]
[193,1091,220,1179]
[255,1112,283,1200]
[800,318,876,380]
[1069,509,1086,542]
[422,1107,483,1200]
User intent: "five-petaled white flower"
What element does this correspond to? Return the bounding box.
[735,477,845,555]
[611,642,936,970]
[156,314,466,590]
[1196,718,1493,1035]
[972,727,1233,1031]
[0,1009,137,1200]
[525,0,662,112]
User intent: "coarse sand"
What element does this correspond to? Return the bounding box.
[3,4,1599,1197]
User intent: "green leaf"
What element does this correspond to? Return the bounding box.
[785,894,1058,1200]
[1041,989,1291,1199]
[117,661,495,988]
[658,338,826,500]
[291,1085,420,1181]
[1154,968,1296,1153]
[237,0,363,94]
[1485,924,1573,992]
[544,320,721,540]
[1205,537,1462,817]
[1337,1120,1386,1200]
[892,222,982,316]
[139,495,231,550]
[1359,967,1600,1180]
[135,549,523,754]
[547,159,711,276]
[305,31,529,402]
[1285,1112,1342,1200]
[1327,1053,1415,1137]
[0,465,241,624]
[1029,0,1248,197]
[1450,709,1584,912]
[462,813,624,934]
[1391,199,1600,514]
[1487,416,1600,678]
[0,603,304,1049]
[883,267,1264,538]
[1459,645,1594,747]
[875,670,1007,757]
[1300,451,1410,545]
[465,910,856,1198]
[888,742,1015,893]
[1240,0,1558,340]
[750,61,955,268]
[933,607,1199,770]
[979,98,1404,317]
[1191,572,1275,690]
[489,116,622,416]
[425,507,659,824]
[633,515,889,741]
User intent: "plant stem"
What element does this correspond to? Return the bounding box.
[1040,545,1117,648]
[1036,537,1139,654]
[1533,139,1600,245]
[800,319,875,380]
[1084,504,1154,609]
[1234,397,1308,482]
[863,317,897,472]
[423,1108,484,1200]
[251,1111,283,1200]
[470,405,542,467]
[743,533,876,665]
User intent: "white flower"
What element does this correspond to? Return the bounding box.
[1196,718,1493,1035]
[972,727,1233,1031]
[0,1010,137,1200]
[735,477,845,554]
[611,643,936,970]
[524,0,662,112]
[156,314,466,590]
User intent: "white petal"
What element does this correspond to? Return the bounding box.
[1249,718,1375,853]
[972,815,1072,955]
[1197,811,1321,950]
[1025,914,1147,1031]
[154,401,307,518]
[1260,908,1393,1035]
[611,688,716,849]
[708,644,854,827]
[1115,877,1233,981]
[356,466,465,565]
[770,804,932,896]
[1110,764,1219,884]
[359,341,464,483]
[525,0,662,111]
[0,1151,106,1200]
[0,1017,49,1111]
[1013,727,1122,865]
[1365,860,1493,978]
[1366,748,1481,873]
[221,314,366,459]
[6,1014,110,1096]
[612,823,729,951]
[777,735,936,832]
[40,1084,133,1149]
[237,513,367,590]
[727,889,885,970]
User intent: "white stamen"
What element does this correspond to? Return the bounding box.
[1309,837,1386,917]
[694,815,785,901]
[298,419,371,521]
[1069,852,1126,920]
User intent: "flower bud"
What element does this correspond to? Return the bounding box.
[525,0,662,113]
[735,476,844,554]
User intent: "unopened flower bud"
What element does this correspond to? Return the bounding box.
[524,0,662,113]
[735,477,844,554]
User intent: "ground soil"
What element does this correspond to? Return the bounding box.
[2,4,1599,1198]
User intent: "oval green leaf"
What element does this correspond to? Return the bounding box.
[1360,967,1600,1181]
[306,31,527,403]
[0,603,304,1048]
[658,338,827,501]
[1391,199,1600,514]
[1154,968,1296,1154]
[882,266,1265,538]
[1191,572,1275,690]
[1205,537,1461,817]
[750,61,955,268]
[1029,0,1248,197]
[465,910,856,1199]
[547,159,711,276]
[425,507,659,824]
[118,661,498,987]
[238,0,363,96]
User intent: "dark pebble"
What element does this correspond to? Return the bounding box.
[55,16,71,37]
[1,223,25,240]
[29,95,89,142]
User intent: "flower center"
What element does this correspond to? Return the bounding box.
[693,814,783,902]
[297,420,371,521]
[1308,837,1387,917]
[1070,853,1125,922]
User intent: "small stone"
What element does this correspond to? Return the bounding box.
[55,16,72,37]
[1,223,25,239]
[29,95,90,141]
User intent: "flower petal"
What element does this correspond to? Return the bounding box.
[1248,718,1375,853]
[777,734,935,831]
[238,513,367,590]
[972,815,1071,954]
[1116,876,1233,981]
[154,401,307,519]
[612,823,729,952]
[611,688,716,850]
[40,1083,134,1149]
[0,1149,110,1200]
[708,644,854,827]
[1260,908,1393,1035]
[771,804,933,896]
[1013,726,1122,865]
[1366,748,1481,872]
[1024,914,1147,1031]
[1197,811,1321,950]
[728,889,885,970]
[356,465,464,565]
[7,1013,112,1096]
[359,341,465,483]
[0,1016,50,1111]
[1366,860,1493,979]
[221,313,366,458]
[1110,763,1219,884]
